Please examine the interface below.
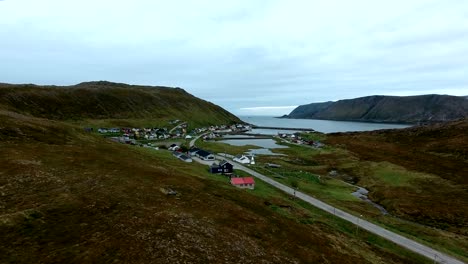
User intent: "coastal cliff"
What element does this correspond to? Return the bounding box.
[285,94,468,123]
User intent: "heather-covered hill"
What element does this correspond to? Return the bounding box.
[0,111,425,263]
[0,81,240,126]
[327,118,468,184]
[326,119,468,232]
[286,94,468,123]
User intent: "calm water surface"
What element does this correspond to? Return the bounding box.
[219,138,286,156]
[217,116,410,154]
[240,116,411,133]
[220,138,287,149]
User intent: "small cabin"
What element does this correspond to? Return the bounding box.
[188,147,200,156]
[230,177,255,190]
[210,160,233,174]
[178,154,192,163]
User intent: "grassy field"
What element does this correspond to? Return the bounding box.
[73,118,174,129]
[228,134,468,262]
[252,156,468,261]
[189,138,465,262]
[195,139,261,155]
[299,132,327,142]
[0,111,434,263]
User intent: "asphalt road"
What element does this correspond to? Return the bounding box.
[189,132,208,148]
[204,154,464,264]
[169,122,187,134]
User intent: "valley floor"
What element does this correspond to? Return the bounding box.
[2,111,467,263]
[0,112,435,264]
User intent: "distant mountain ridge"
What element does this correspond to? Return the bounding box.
[0,81,240,126]
[285,94,468,124]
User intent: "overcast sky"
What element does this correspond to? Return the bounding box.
[1,0,467,116]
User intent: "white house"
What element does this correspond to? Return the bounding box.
[168,144,180,151]
[233,155,255,165]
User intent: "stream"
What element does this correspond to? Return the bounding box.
[351,186,389,215]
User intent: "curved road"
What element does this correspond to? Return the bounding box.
[227,160,463,264]
[189,132,208,148]
[169,122,187,134]
[191,136,464,263]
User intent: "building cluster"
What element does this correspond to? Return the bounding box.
[171,146,256,189]
[194,124,251,134]
[278,132,324,148]
[209,160,255,190]
[96,123,251,142]
[97,127,175,139]
[169,146,216,163]
[95,122,257,190]
[196,124,252,140]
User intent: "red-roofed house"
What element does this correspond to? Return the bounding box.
[230,177,255,190]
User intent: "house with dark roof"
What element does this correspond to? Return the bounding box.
[169,144,180,151]
[109,128,121,133]
[209,160,233,174]
[188,147,201,156]
[196,149,215,161]
[178,154,192,163]
[173,151,192,162]
[230,177,255,189]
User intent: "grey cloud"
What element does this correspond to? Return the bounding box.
[1,0,467,116]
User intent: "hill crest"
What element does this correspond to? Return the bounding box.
[0,81,240,126]
[285,94,468,123]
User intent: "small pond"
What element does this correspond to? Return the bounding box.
[219,138,288,149]
[218,138,288,156]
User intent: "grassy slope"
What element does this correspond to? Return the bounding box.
[219,134,468,261]
[318,121,468,260]
[0,81,240,127]
[0,111,429,263]
[325,120,468,228]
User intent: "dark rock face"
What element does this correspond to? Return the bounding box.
[286,95,468,123]
[286,101,334,119]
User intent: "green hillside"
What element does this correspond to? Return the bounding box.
[0,81,240,127]
[0,111,430,263]
[1,81,455,263]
